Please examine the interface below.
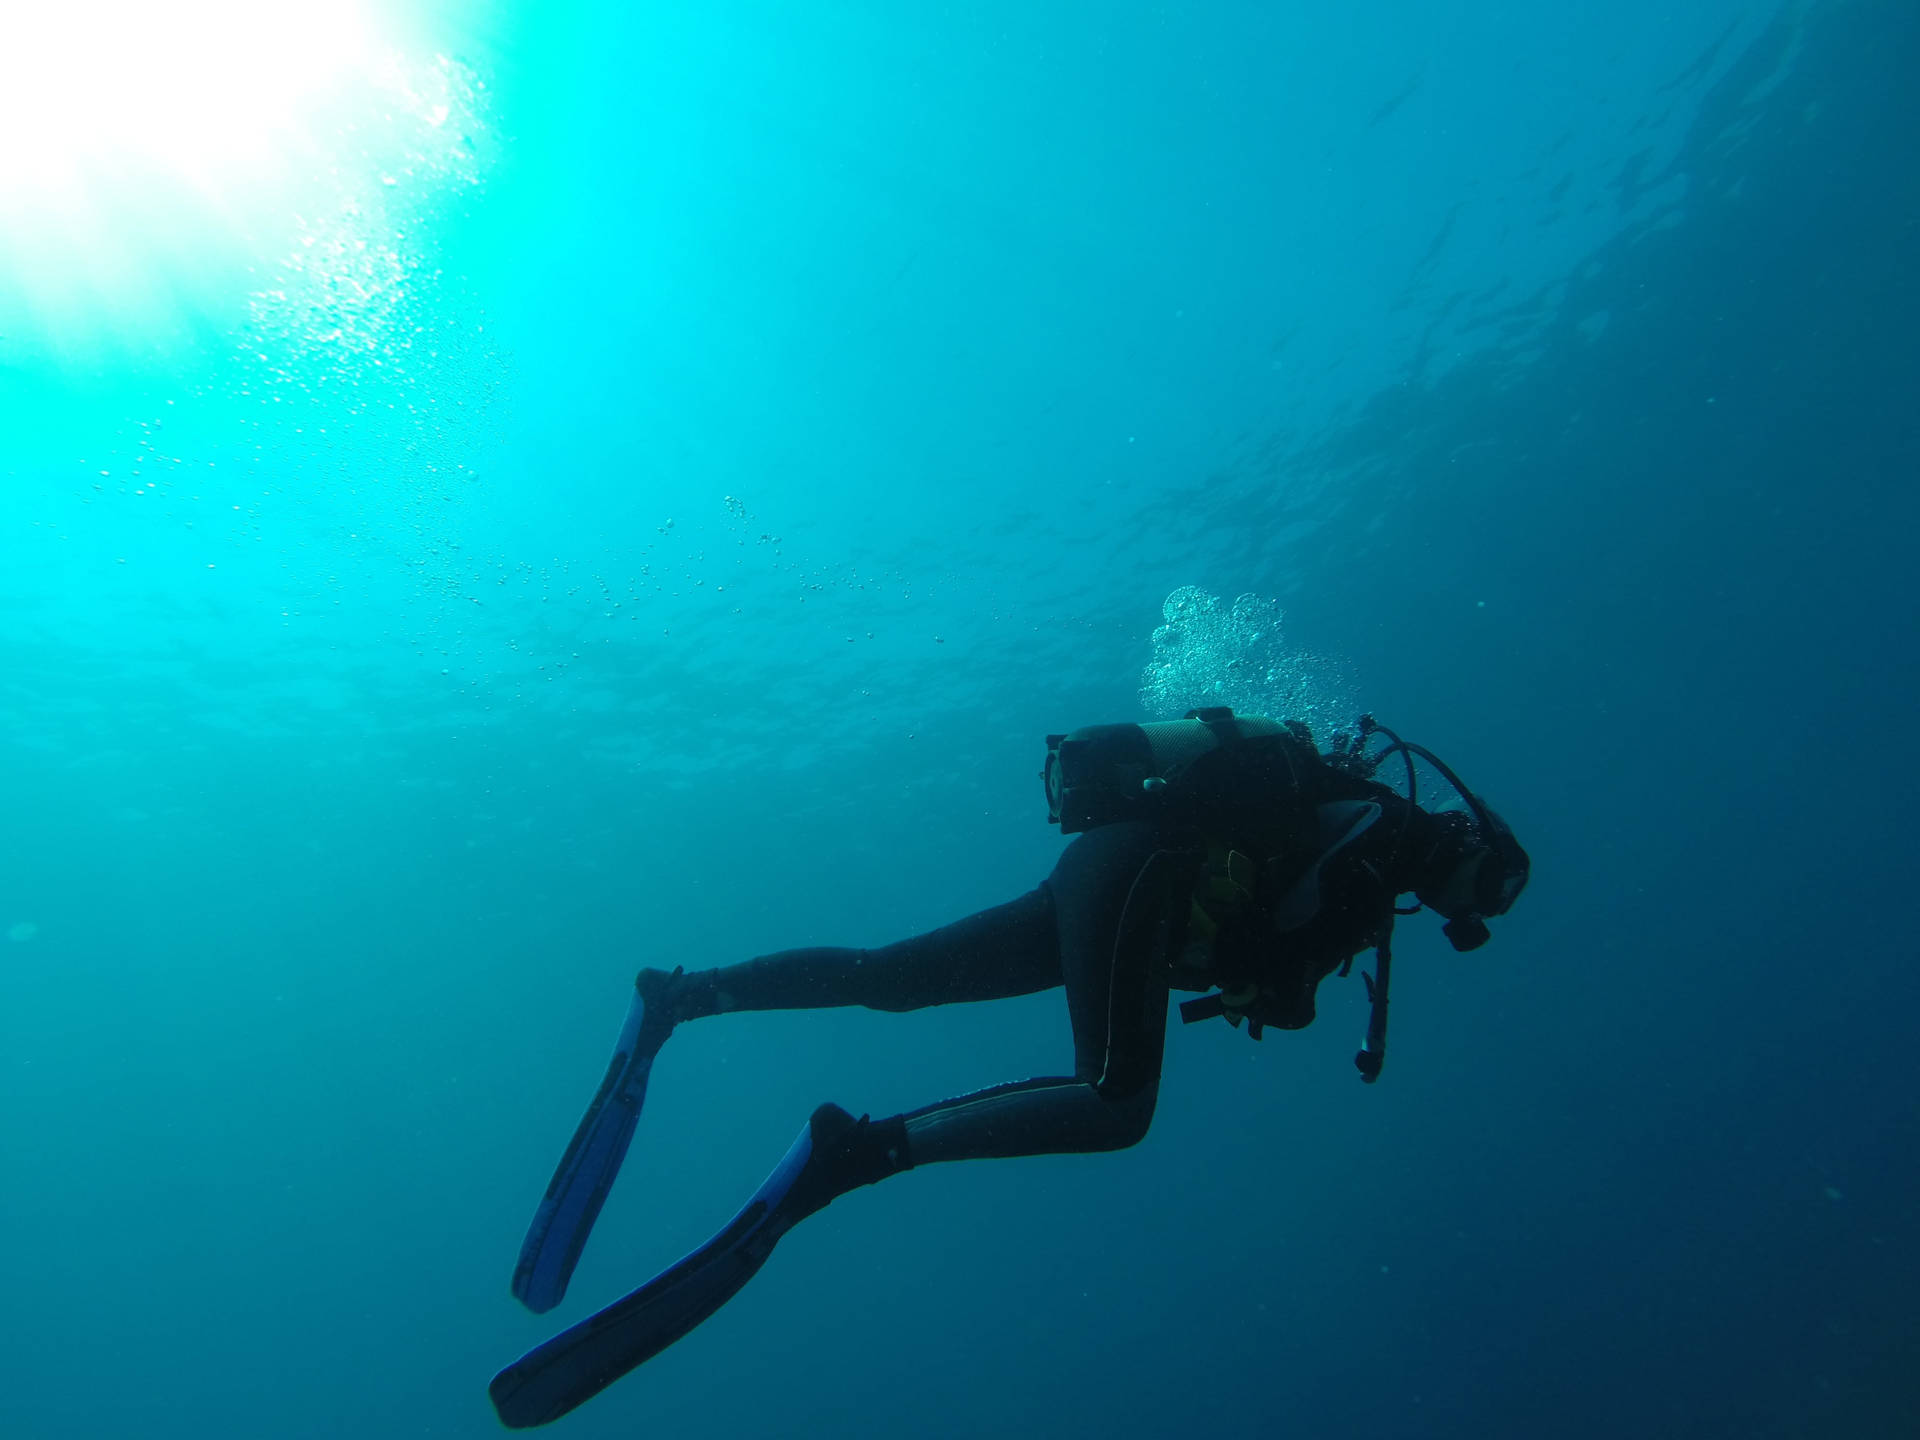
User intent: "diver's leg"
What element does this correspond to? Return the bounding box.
[514,886,1059,1312]
[664,886,1062,1021]
[620,820,1170,1230]
[498,825,1180,1409]
[899,821,1174,1164]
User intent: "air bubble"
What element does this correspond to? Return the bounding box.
[1139,586,1355,731]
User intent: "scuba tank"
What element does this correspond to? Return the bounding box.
[1043,706,1318,834]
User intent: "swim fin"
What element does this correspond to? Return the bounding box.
[511,970,681,1314]
[490,1103,906,1429]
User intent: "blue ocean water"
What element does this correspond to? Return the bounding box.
[3,1,1915,1436]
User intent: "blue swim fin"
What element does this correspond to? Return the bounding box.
[491,1103,907,1429]
[511,974,678,1314]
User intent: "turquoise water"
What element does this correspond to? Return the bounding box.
[4,2,1915,1435]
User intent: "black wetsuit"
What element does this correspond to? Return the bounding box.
[665,775,1475,1172]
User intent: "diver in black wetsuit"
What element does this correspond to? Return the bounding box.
[490,710,1530,1429]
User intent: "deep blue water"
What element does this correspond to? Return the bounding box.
[3,2,1916,1436]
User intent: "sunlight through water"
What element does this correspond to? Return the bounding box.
[0,0,484,359]
[0,2,377,191]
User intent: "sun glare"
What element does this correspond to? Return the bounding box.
[0,1,379,195]
[0,2,492,362]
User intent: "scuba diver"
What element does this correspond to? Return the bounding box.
[489,708,1530,1428]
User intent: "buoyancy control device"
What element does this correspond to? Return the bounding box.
[1041,707,1529,1082]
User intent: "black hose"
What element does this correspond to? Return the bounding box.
[1354,932,1393,1084]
